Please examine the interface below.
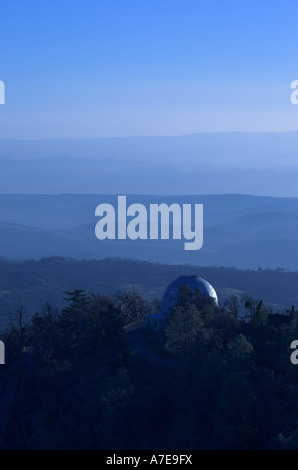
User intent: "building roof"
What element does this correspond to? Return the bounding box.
[146,312,169,320]
[146,275,218,325]
[161,274,218,313]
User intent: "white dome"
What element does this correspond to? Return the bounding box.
[161,275,218,313]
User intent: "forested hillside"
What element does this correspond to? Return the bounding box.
[1,286,298,449]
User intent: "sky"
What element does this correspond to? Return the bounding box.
[1,0,298,139]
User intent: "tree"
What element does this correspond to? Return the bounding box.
[62,289,89,315]
[251,300,268,329]
[209,311,238,350]
[61,289,90,339]
[165,303,205,360]
[115,291,151,322]
[225,295,240,319]
[177,284,218,311]
[226,334,254,372]
[242,293,259,321]
[212,373,257,449]
[249,300,276,366]
[150,297,162,314]
[7,303,33,354]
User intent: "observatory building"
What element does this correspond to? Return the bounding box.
[145,275,218,331]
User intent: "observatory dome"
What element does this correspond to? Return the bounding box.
[161,275,218,313]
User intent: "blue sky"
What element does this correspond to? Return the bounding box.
[1,0,298,139]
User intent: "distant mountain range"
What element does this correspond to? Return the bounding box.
[1,133,298,268]
[2,132,298,167]
[1,132,298,195]
[1,193,298,270]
